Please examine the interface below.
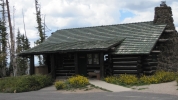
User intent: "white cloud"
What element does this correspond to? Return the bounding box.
[5,0,178,48]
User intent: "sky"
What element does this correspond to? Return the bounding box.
[7,0,178,47]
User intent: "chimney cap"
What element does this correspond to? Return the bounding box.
[160,1,167,7]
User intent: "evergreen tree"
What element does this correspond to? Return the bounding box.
[34,0,46,65]
[0,20,7,77]
[16,29,30,75]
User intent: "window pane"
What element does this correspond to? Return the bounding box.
[93,54,99,64]
[87,54,92,64]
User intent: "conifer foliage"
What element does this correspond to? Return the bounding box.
[16,29,30,75]
[34,0,46,65]
[0,20,7,77]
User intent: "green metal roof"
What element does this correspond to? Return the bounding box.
[19,21,166,55]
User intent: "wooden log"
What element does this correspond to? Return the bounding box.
[143,71,153,74]
[164,30,175,33]
[143,62,158,65]
[151,50,161,53]
[113,70,138,74]
[112,57,138,60]
[113,61,137,64]
[158,39,168,42]
[113,65,137,70]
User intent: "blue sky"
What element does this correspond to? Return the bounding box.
[7,0,178,47]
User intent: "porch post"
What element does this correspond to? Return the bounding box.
[74,53,78,74]
[100,52,104,78]
[50,54,55,79]
[30,55,34,75]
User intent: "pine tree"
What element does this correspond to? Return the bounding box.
[0,20,7,77]
[16,29,30,75]
[34,0,46,65]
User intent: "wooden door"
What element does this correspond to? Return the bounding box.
[78,54,87,76]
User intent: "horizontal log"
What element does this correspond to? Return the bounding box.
[56,70,75,73]
[113,66,137,70]
[112,59,139,62]
[63,62,75,64]
[143,58,153,62]
[151,50,161,53]
[113,70,138,74]
[112,57,138,60]
[143,62,158,65]
[143,71,153,74]
[56,73,74,76]
[113,61,137,64]
[63,59,74,61]
[164,30,175,33]
[158,39,168,42]
[63,65,75,68]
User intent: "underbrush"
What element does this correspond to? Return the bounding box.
[55,75,89,90]
[104,70,177,86]
[0,75,52,93]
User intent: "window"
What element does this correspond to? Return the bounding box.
[87,54,99,65]
[87,54,92,64]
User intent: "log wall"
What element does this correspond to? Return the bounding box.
[111,55,141,75]
[55,54,75,76]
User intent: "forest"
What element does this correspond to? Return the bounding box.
[0,0,45,77]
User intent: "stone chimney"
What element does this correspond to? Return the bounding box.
[153,1,175,30]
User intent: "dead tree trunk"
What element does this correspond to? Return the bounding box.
[6,0,16,76]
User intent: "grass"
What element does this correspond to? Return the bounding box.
[137,87,148,90]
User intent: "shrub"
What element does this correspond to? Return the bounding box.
[104,70,176,86]
[0,75,53,93]
[55,81,66,90]
[104,74,138,86]
[118,74,138,85]
[139,75,159,84]
[154,70,175,83]
[68,75,89,88]
[54,75,89,90]
[104,76,119,84]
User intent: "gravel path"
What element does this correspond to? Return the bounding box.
[132,81,178,96]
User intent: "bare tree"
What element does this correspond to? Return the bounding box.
[6,0,16,76]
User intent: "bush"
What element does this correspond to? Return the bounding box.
[55,81,66,90]
[104,76,120,84]
[140,75,159,84]
[68,75,89,88]
[54,75,89,90]
[104,74,138,86]
[119,74,138,85]
[104,70,176,86]
[0,75,53,93]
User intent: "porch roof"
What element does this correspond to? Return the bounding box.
[19,21,166,56]
[20,37,125,55]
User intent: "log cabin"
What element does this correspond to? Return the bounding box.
[19,2,178,79]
